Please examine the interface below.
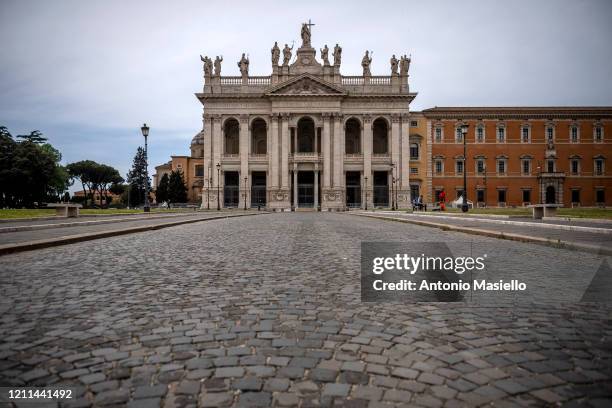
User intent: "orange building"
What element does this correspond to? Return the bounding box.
[423,107,612,207]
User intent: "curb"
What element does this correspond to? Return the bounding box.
[352,213,612,257]
[0,213,264,256]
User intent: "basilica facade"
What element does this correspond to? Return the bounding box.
[188,24,416,210]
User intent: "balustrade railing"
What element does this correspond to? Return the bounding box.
[247,76,271,85]
[220,76,242,85]
[369,76,391,85]
[341,76,365,85]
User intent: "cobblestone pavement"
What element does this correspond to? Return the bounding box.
[0,213,611,407]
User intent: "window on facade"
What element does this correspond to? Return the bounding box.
[571,126,578,143]
[522,127,529,143]
[372,118,389,154]
[410,143,419,160]
[595,159,604,175]
[498,190,507,203]
[224,118,240,154]
[456,160,464,175]
[410,120,418,127]
[456,127,463,143]
[571,189,580,204]
[497,160,506,174]
[547,160,555,173]
[195,165,204,177]
[522,189,531,203]
[477,189,485,203]
[476,127,484,142]
[410,185,420,199]
[522,159,530,175]
[410,167,418,175]
[571,159,579,175]
[546,126,554,142]
[595,127,603,142]
[497,127,505,143]
[596,189,605,203]
[476,160,485,174]
[435,160,443,174]
[435,127,442,142]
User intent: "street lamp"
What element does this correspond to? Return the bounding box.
[243,176,248,210]
[391,163,396,210]
[206,175,210,210]
[216,163,221,211]
[461,125,469,213]
[140,123,150,213]
[364,176,368,211]
[482,162,487,208]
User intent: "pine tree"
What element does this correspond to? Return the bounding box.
[168,170,188,204]
[126,147,150,207]
[156,173,169,204]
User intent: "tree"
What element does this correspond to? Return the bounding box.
[67,161,123,207]
[67,160,99,207]
[17,130,47,144]
[91,164,123,207]
[156,173,169,204]
[126,147,150,207]
[168,170,188,204]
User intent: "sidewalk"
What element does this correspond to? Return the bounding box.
[352,211,612,255]
[0,211,265,255]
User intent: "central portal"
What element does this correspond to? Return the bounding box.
[297,171,315,208]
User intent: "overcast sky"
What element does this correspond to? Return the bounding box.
[1,0,611,186]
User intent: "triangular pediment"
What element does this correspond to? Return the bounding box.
[266,74,346,96]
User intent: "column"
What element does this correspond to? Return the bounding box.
[240,115,249,204]
[391,115,400,170]
[212,115,222,188]
[269,114,279,188]
[202,114,212,207]
[363,115,373,207]
[293,169,298,208]
[281,114,290,189]
[333,114,343,188]
[314,170,319,209]
[322,114,331,188]
[400,115,411,206]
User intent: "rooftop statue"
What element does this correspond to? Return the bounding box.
[200,55,213,77]
[390,54,398,76]
[301,20,315,47]
[282,43,293,66]
[214,55,223,76]
[271,42,280,66]
[237,53,249,77]
[362,50,372,76]
[333,44,342,66]
[320,44,330,66]
[400,54,411,76]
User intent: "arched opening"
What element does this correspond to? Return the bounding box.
[224,118,239,155]
[373,118,388,154]
[297,117,315,153]
[345,118,361,154]
[545,186,556,204]
[251,118,267,154]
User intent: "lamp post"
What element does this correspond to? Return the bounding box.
[461,125,469,213]
[216,163,221,211]
[243,176,248,210]
[364,176,368,211]
[391,163,396,210]
[482,162,487,208]
[140,123,150,213]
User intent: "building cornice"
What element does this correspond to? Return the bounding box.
[422,106,612,120]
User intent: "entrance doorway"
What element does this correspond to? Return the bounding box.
[373,171,389,207]
[251,171,266,207]
[223,171,239,207]
[545,186,556,204]
[346,172,361,208]
[297,171,315,207]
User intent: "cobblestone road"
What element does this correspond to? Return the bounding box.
[0,213,611,407]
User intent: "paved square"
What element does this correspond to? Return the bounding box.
[1,213,611,407]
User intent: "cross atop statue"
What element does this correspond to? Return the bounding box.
[301,19,315,47]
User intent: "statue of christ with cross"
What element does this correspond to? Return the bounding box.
[301,19,315,47]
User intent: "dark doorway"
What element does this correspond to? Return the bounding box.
[224,171,239,207]
[297,171,314,207]
[297,117,315,153]
[251,171,266,207]
[545,186,556,204]
[373,171,389,207]
[346,172,361,208]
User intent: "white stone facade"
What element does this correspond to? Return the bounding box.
[196,25,416,210]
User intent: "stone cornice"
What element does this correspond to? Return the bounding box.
[422,106,612,120]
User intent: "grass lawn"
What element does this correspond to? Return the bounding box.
[0,208,194,219]
[428,207,612,219]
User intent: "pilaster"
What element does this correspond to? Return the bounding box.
[399,114,411,208]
